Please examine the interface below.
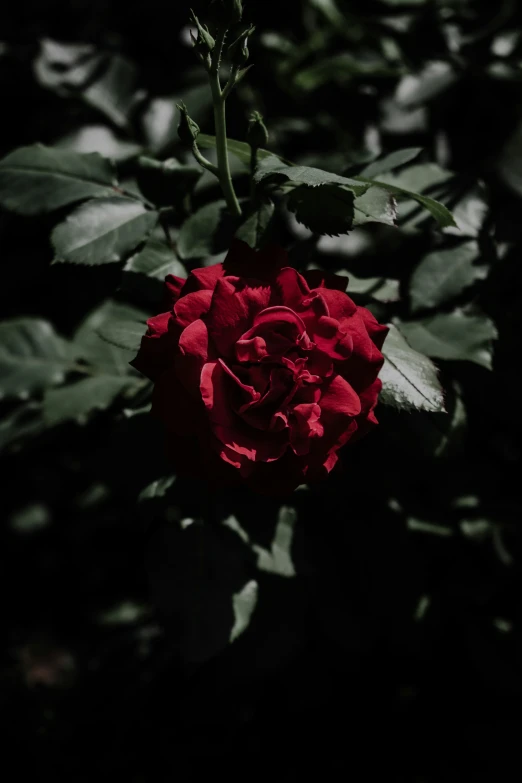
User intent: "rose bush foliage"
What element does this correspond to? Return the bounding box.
[132,240,388,493]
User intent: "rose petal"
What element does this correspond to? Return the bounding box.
[173,290,213,328]
[179,263,225,295]
[313,288,357,321]
[206,278,271,357]
[164,274,186,307]
[289,402,324,455]
[130,312,173,380]
[272,267,311,309]
[236,335,268,363]
[200,360,287,462]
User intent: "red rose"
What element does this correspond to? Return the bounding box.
[132,240,388,494]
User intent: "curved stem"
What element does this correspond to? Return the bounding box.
[191,143,219,177]
[209,31,242,218]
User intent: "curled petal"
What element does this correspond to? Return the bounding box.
[164,274,186,307]
[174,290,213,328]
[289,403,324,455]
[130,312,173,381]
[236,335,268,363]
[179,263,225,295]
[206,278,271,357]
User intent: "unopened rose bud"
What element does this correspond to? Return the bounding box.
[228,25,255,67]
[247,111,269,149]
[176,102,200,145]
[189,10,216,52]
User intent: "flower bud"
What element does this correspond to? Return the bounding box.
[227,25,255,67]
[247,111,269,149]
[176,102,200,145]
[189,10,215,52]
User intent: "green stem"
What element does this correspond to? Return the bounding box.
[191,142,219,177]
[209,32,242,218]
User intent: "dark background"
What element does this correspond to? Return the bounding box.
[1,1,521,780]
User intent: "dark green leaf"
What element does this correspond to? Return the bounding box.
[255,155,370,195]
[235,200,275,248]
[56,125,142,162]
[293,52,397,91]
[52,197,158,265]
[395,60,457,107]
[124,236,185,279]
[136,157,202,207]
[43,376,136,425]
[359,148,423,178]
[74,301,139,374]
[95,301,150,352]
[139,476,176,501]
[0,144,117,215]
[355,163,456,228]
[198,133,287,167]
[0,319,78,399]
[81,54,143,130]
[177,199,227,259]
[398,311,497,369]
[252,505,297,577]
[345,273,400,303]
[353,186,398,226]
[230,580,259,642]
[410,241,486,312]
[0,403,44,451]
[379,324,445,413]
[443,188,488,238]
[287,184,355,236]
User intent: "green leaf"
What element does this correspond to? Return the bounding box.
[443,188,488,238]
[139,476,176,501]
[0,144,117,215]
[95,301,150,352]
[353,186,398,226]
[395,60,457,107]
[359,148,423,178]
[230,580,259,642]
[81,54,142,130]
[293,52,397,91]
[255,155,370,196]
[235,199,275,248]
[124,236,186,279]
[198,133,287,167]
[355,164,456,228]
[398,311,497,369]
[74,301,139,374]
[252,505,297,578]
[379,324,445,413]
[136,157,202,207]
[52,197,158,265]
[410,241,486,312]
[287,184,355,236]
[0,403,44,451]
[345,274,400,303]
[177,199,227,259]
[0,318,78,399]
[43,376,135,425]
